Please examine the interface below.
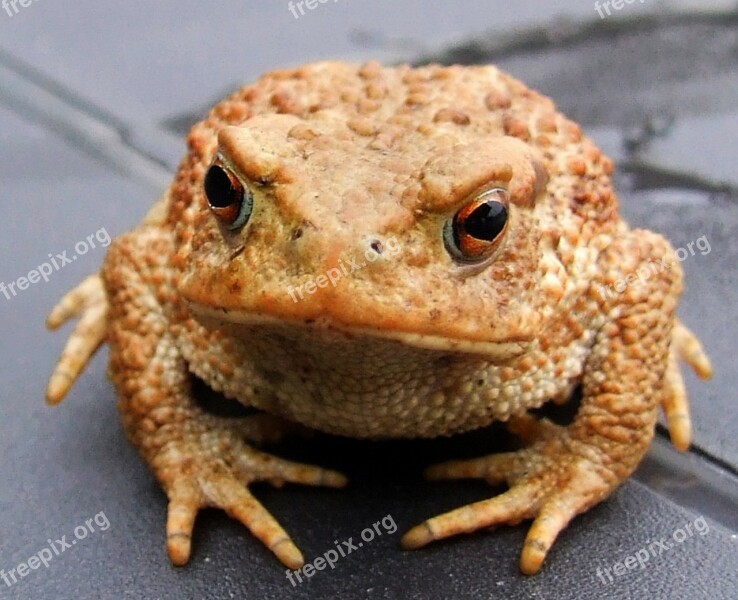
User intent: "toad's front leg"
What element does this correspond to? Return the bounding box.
[102,227,346,568]
[402,230,711,574]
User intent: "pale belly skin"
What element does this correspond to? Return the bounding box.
[45,61,713,575]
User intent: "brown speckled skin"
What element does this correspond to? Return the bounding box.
[46,61,712,574]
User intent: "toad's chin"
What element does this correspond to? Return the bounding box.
[186,301,531,361]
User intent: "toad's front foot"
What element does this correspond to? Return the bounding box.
[151,413,347,569]
[401,417,616,575]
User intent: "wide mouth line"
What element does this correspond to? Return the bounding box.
[186,301,532,358]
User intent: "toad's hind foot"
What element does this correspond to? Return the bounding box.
[661,319,713,451]
[45,274,108,405]
[402,426,612,575]
[154,415,348,568]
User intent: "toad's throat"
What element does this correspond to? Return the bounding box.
[181,311,541,439]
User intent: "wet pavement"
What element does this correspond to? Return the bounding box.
[1,2,737,599]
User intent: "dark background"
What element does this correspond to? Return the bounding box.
[1,2,737,599]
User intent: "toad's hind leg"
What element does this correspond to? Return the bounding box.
[103,227,346,568]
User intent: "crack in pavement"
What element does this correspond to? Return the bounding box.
[0,47,172,194]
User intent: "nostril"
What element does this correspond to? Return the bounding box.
[291,227,304,241]
[369,239,383,255]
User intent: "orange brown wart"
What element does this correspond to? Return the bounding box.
[45,61,712,575]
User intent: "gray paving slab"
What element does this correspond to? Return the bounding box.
[642,114,738,190]
[0,106,145,596]
[1,2,737,600]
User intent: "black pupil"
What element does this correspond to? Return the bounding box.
[205,165,237,208]
[464,200,508,241]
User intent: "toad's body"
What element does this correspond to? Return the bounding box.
[46,61,711,574]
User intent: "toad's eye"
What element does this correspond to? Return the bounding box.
[204,161,253,230]
[443,188,509,264]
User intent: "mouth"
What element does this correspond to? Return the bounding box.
[187,301,531,360]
